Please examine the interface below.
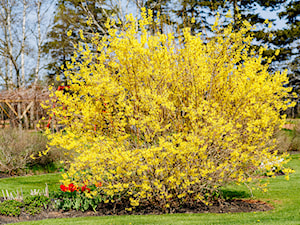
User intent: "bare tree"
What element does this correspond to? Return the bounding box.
[80,0,132,31]
[0,0,54,90]
[0,0,23,89]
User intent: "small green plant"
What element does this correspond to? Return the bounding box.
[52,185,102,212]
[0,200,24,216]
[51,182,103,212]
[23,195,51,216]
[0,194,51,217]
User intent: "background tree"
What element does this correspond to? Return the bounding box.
[271,0,300,117]
[170,0,285,35]
[42,2,77,85]
[0,0,21,89]
[42,0,125,85]
[0,0,53,90]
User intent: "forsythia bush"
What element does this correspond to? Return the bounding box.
[45,10,294,209]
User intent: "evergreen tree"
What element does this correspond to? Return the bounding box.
[275,0,300,71]
[272,0,300,116]
[42,0,117,84]
[42,2,75,84]
[171,0,285,35]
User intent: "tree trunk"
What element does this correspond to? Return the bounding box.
[17,102,22,130]
[34,0,41,87]
[0,103,3,128]
[30,101,35,129]
[7,0,14,89]
[24,113,29,129]
[21,0,27,88]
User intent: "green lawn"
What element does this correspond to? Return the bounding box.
[3,154,300,225]
[0,173,61,196]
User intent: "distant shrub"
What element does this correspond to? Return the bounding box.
[0,129,64,175]
[275,120,300,153]
[45,10,294,209]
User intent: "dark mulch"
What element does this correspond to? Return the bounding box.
[0,174,12,179]
[0,199,273,224]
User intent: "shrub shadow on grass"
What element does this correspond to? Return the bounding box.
[220,189,251,200]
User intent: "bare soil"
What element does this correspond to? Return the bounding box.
[0,199,273,224]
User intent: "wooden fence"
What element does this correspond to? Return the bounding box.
[0,100,49,129]
[0,88,50,129]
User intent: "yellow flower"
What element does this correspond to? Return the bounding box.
[43,9,294,209]
[67,30,72,37]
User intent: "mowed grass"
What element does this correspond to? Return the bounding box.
[0,173,61,196]
[3,154,300,225]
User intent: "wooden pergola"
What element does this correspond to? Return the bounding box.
[0,87,50,129]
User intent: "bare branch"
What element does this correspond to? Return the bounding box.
[80,0,107,34]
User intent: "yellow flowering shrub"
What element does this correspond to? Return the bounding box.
[45,10,294,209]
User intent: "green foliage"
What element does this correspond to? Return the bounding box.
[0,175,101,217]
[0,200,23,216]
[23,195,51,216]
[52,191,102,212]
[27,162,61,175]
[271,1,300,112]
[0,196,51,217]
